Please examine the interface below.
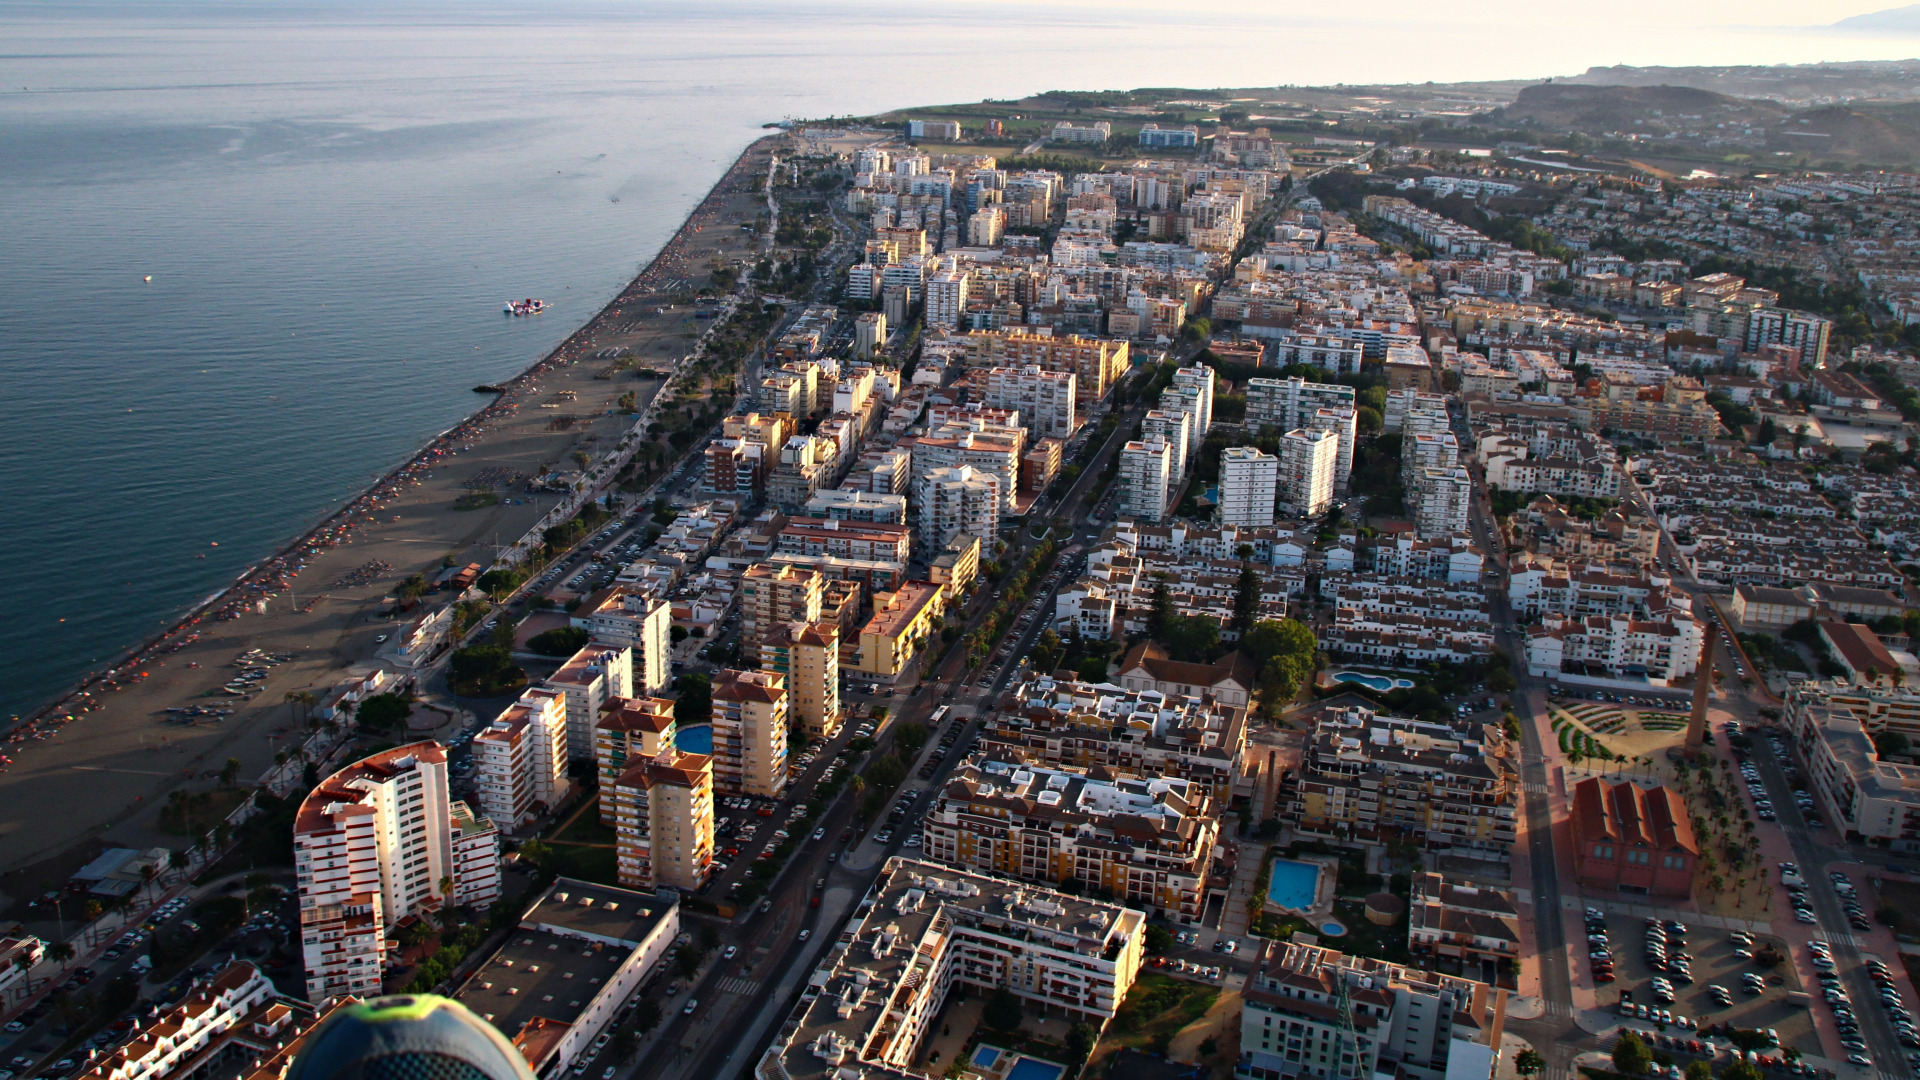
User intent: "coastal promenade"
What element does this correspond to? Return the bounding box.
[0,134,787,899]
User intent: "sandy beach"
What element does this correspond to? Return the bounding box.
[0,134,786,898]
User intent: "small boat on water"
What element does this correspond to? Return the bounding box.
[504,298,546,316]
[473,384,508,394]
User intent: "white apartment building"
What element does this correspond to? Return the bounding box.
[295,743,501,1003]
[1279,428,1338,518]
[1245,376,1355,432]
[1164,364,1216,462]
[764,859,1145,1080]
[1384,389,1450,435]
[1238,941,1503,1080]
[914,428,1022,511]
[1524,610,1704,683]
[76,963,284,1080]
[576,590,672,695]
[1305,406,1357,495]
[1051,121,1113,143]
[1220,446,1279,528]
[543,644,631,765]
[854,311,887,359]
[1142,408,1194,487]
[473,687,571,829]
[804,487,909,524]
[1402,431,1460,488]
[915,465,1002,562]
[925,269,969,331]
[1120,438,1173,524]
[1415,466,1473,540]
[983,365,1078,440]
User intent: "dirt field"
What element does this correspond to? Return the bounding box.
[0,136,787,900]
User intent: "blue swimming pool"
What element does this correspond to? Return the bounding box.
[676,724,713,754]
[1268,859,1322,911]
[1331,671,1414,691]
[972,1047,1004,1070]
[1005,1058,1065,1080]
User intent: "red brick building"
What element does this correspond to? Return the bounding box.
[1570,777,1697,898]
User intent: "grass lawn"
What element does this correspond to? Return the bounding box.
[546,796,620,884]
[552,844,618,885]
[550,800,618,845]
[1098,972,1219,1056]
[1328,899,1409,964]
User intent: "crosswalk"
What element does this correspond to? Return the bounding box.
[716,977,761,996]
[1544,999,1573,1019]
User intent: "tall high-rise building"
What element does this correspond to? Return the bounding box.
[1219,446,1279,527]
[960,330,1129,401]
[1141,408,1194,487]
[982,365,1077,440]
[1119,438,1173,523]
[1304,405,1358,496]
[854,311,887,360]
[740,562,823,661]
[1402,431,1460,490]
[915,465,1002,561]
[711,669,790,798]
[1245,376,1354,431]
[580,591,672,695]
[1279,428,1338,518]
[595,696,678,825]
[295,743,500,1003]
[926,269,970,330]
[612,750,714,892]
[1414,466,1473,539]
[1166,364,1216,443]
[472,687,570,829]
[542,644,630,766]
[763,622,842,738]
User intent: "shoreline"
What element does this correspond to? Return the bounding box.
[13,132,781,740]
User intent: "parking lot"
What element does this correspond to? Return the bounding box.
[1587,907,1819,1055]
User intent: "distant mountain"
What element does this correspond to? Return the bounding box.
[1488,83,1789,129]
[1832,4,1920,32]
[1565,59,1920,105]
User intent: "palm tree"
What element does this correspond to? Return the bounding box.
[12,954,31,994]
[48,941,74,967]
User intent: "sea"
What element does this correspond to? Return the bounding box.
[0,0,1914,720]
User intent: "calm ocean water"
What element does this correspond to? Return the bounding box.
[0,0,1912,719]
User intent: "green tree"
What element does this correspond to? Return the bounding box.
[673,943,702,978]
[449,645,524,697]
[865,755,907,792]
[1515,1049,1545,1078]
[356,692,414,732]
[1230,564,1262,638]
[526,627,590,656]
[1146,575,1176,641]
[982,987,1025,1032]
[476,569,523,600]
[1719,1063,1763,1080]
[1065,1023,1097,1069]
[1684,1061,1712,1080]
[895,722,929,760]
[673,673,712,726]
[1143,924,1174,954]
[219,757,243,787]
[633,998,663,1034]
[1612,1030,1650,1075]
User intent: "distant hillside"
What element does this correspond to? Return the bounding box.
[1770,102,1920,161]
[1565,59,1920,105]
[1489,83,1789,129]
[1833,4,1920,32]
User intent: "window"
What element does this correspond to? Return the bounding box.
[1593,844,1613,858]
